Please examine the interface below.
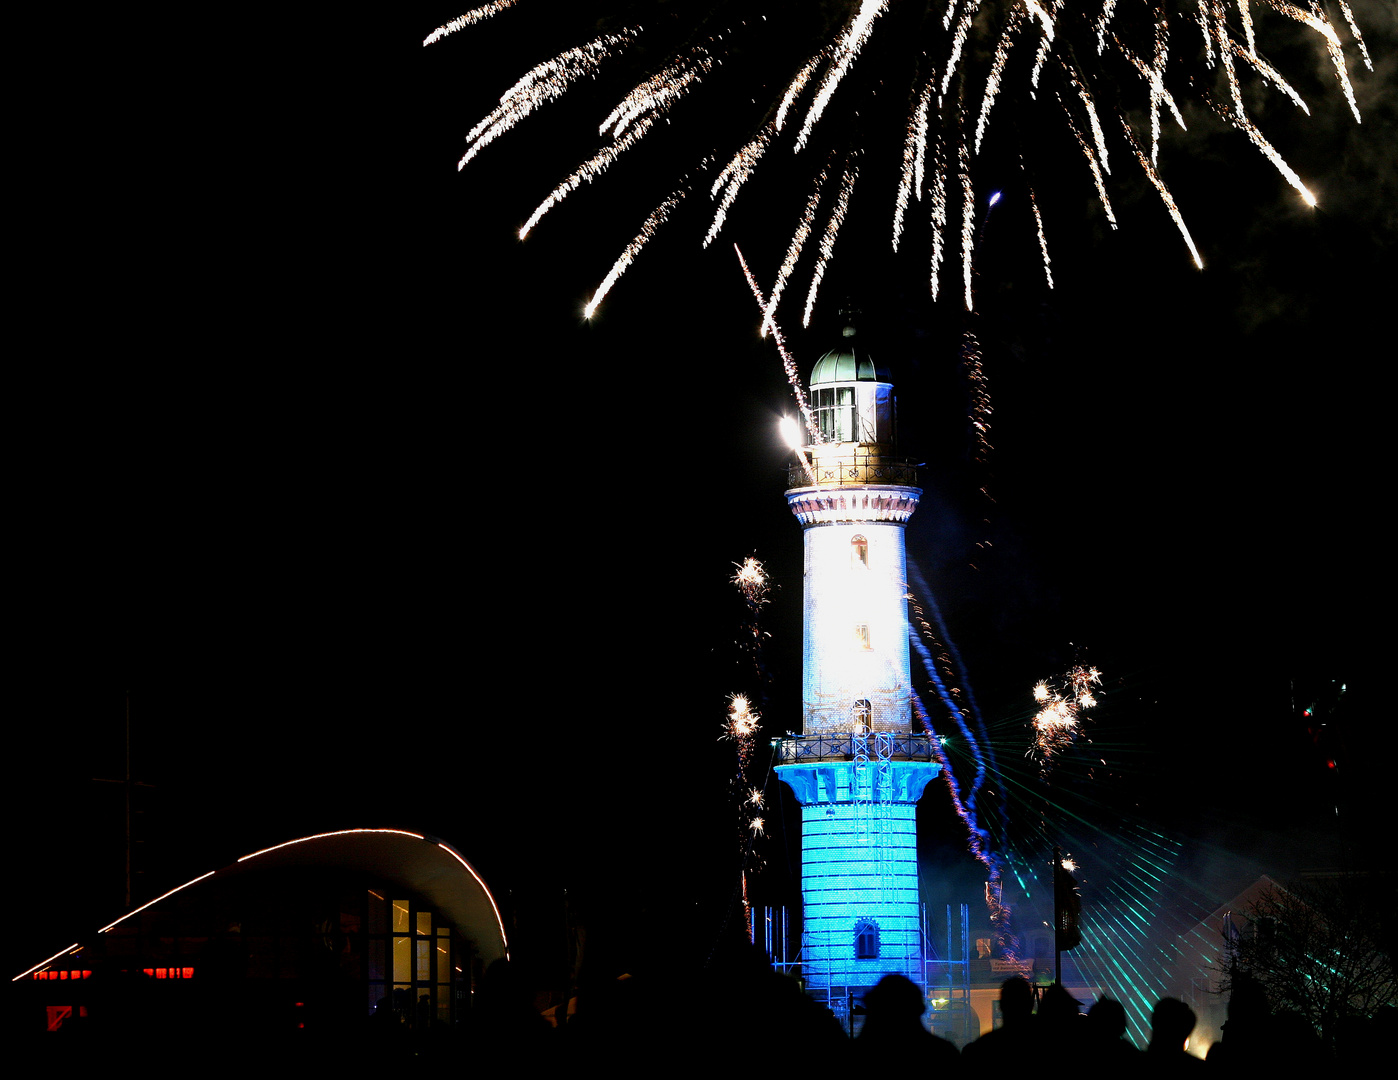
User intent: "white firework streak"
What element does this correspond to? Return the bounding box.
[960,135,974,311]
[707,55,822,250]
[1094,0,1119,55]
[804,158,859,327]
[1121,117,1203,268]
[1199,0,1216,67]
[1232,40,1309,114]
[795,1,888,153]
[1024,164,1054,289]
[895,75,936,250]
[762,167,829,336]
[423,0,519,46]
[776,55,824,132]
[585,187,688,318]
[1212,97,1317,205]
[975,8,1027,155]
[519,114,658,238]
[1061,57,1110,175]
[1112,33,1186,165]
[602,44,715,138]
[459,30,638,170]
[929,129,949,301]
[1238,0,1257,55]
[705,129,772,248]
[941,5,980,99]
[1336,0,1372,71]
[1214,1,1246,121]
[1264,0,1360,122]
[735,244,821,444]
[1059,93,1117,227]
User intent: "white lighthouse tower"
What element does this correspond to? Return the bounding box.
[775,318,941,1015]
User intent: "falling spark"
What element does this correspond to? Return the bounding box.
[457,30,639,170]
[423,1,519,46]
[794,1,888,153]
[1120,118,1202,268]
[584,186,688,318]
[803,157,860,327]
[763,166,829,337]
[735,244,820,444]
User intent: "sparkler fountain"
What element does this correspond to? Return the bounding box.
[774,314,943,1017]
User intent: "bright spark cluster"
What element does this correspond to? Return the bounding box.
[731,556,771,610]
[428,2,1370,317]
[1031,664,1102,765]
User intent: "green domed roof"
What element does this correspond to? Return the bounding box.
[810,324,892,386]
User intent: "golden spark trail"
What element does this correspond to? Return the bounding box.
[736,244,821,444]
[1212,98,1317,206]
[895,76,936,251]
[1337,0,1372,71]
[1231,41,1309,115]
[423,0,518,46]
[706,130,772,248]
[1059,95,1116,228]
[960,135,974,311]
[1094,0,1119,54]
[929,129,948,301]
[1266,0,1361,123]
[975,9,1026,155]
[941,6,979,98]
[519,115,658,238]
[795,1,888,154]
[584,187,688,318]
[1121,118,1202,268]
[1025,171,1054,289]
[458,30,639,170]
[803,158,859,327]
[602,44,715,138]
[762,166,829,337]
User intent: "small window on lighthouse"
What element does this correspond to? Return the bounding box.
[854,623,870,650]
[854,699,872,731]
[851,534,868,568]
[854,919,880,960]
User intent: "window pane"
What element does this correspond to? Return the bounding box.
[393,936,411,983]
[392,899,410,934]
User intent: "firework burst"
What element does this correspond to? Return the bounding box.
[1031,663,1102,765]
[427,1,1370,317]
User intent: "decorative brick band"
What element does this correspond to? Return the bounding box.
[785,485,921,526]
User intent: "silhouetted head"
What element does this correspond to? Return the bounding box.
[863,973,926,1027]
[1150,998,1196,1051]
[1000,976,1034,1025]
[1087,998,1128,1041]
[1039,983,1081,1024]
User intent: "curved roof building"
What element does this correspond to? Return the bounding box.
[14,828,507,1037]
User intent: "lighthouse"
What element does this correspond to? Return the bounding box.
[775,317,941,1014]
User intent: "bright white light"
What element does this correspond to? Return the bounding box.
[780,416,804,449]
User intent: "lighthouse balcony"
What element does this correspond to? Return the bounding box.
[775,732,939,764]
[786,446,918,490]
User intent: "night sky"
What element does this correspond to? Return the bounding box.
[11,3,1395,986]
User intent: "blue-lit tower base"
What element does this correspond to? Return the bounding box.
[775,321,941,1010]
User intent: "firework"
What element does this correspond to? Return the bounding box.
[427,2,1368,316]
[1031,663,1102,764]
[731,556,770,610]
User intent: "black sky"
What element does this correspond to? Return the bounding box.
[10,3,1395,982]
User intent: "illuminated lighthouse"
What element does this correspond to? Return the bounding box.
[775,318,942,1013]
